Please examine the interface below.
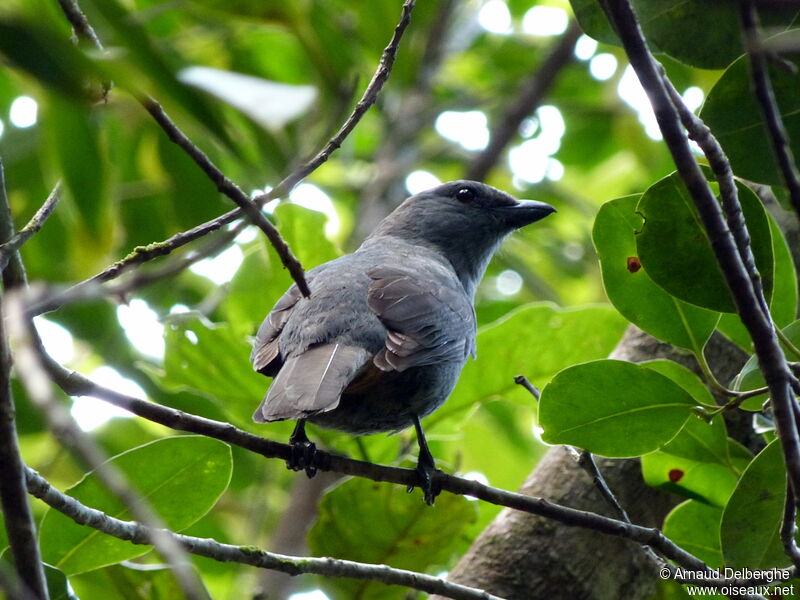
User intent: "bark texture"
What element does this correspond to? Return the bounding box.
[434,327,747,600]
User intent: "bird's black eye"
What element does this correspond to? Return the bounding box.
[456,187,475,203]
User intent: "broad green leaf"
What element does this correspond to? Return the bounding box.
[593,196,719,351]
[721,439,788,569]
[568,0,619,45]
[539,359,695,457]
[663,500,724,568]
[718,215,798,349]
[634,2,796,70]
[0,19,98,100]
[71,562,203,600]
[641,416,739,507]
[641,360,717,411]
[568,1,796,69]
[309,477,477,600]
[44,564,79,600]
[0,551,78,600]
[636,173,773,313]
[734,320,800,411]
[146,316,267,425]
[427,303,627,430]
[39,436,232,574]
[701,31,800,186]
[45,95,109,239]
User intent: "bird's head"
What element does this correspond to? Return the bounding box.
[366,180,555,295]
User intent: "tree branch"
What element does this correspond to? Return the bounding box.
[739,0,800,219]
[26,337,746,583]
[23,467,504,600]
[465,21,582,181]
[782,481,800,569]
[0,162,48,600]
[601,0,800,501]
[0,182,62,273]
[55,0,103,49]
[28,223,241,316]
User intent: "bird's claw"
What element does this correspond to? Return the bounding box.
[288,422,317,478]
[287,438,317,478]
[408,456,442,505]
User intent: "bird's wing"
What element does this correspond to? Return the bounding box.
[250,281,306,376]
[253,343,372,422]
[366,265,477,372]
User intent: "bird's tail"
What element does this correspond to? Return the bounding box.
[253,343,372,423]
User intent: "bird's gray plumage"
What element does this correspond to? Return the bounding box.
[251,180,555,435]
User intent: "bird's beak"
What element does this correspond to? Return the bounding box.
[496,199,556,228]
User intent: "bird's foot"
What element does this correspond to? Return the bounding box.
[408,414,442,505]
[288,421,317,478]
[407,450,442,506]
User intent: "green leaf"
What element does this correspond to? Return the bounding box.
[45,95,109,238]
[663,500,724,568]
[309,477,477,600]
[641,415,740,507]
[643,450,739,507]
[634,2,797,70]
[636,173,773,313]
[44,564,79,600]
[568,0,619,45]
[39,436,232,574]
[734,320,800,411]
[721,439,788,569]
[593,195,719,351]
[701,31,800,186]
[0,19,98,100]
[427,303,627,430]
[641,360,716,410]
[568,1,797,69]
[147,316,267,426]
[0,551,78,600]
[539,359,695,457]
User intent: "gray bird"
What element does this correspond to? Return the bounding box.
[251,180,555,503]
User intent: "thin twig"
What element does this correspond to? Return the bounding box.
[55,0,103,49]
[575,452,631,523]
[739,1,800,219]
[5,292,210,600]
[23,468,504,600]
[29,223,241,316]
[140,99,310,297]
[513,374,541,399]
[0,162,48,600]
[466,21,582,181]
[601,0,800,503]
[0,182,62,271]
